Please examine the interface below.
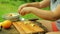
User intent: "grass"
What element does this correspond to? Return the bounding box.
[0,0,50,22]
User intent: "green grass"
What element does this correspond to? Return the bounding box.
[0,0,49,22]
[0,1,25,22]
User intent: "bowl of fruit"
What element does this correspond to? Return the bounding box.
[2,13,20,22]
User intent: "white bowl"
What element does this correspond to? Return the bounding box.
[2,13,20,21]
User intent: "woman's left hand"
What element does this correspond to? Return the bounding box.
[20,7,32,16]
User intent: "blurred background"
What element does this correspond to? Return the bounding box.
[0,0,50,22]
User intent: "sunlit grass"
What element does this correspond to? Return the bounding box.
[0,0,49,22]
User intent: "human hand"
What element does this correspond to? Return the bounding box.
[18,3,31,14]
[18,2,40,14]
[20,7,32,16]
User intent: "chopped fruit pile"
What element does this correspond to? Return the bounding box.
[24,21,31,24]
[24,21,35,27]
[7,13,15,17]
[30,24,35,27]
[7,13,18,17]
[8,14,13,17]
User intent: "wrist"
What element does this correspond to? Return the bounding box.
[27,2,40,8]
[23,7,38,13]
[27,7,38,13]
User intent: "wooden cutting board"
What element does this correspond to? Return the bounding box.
[13,21,44,34]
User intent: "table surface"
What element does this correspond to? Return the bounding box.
[13,21,45,34]
[0,25,19,34]
[0,20,47,34]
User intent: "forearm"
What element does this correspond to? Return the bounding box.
[46,32,60,34]
[30,4,60,20]
[31,8,56,20]
[20,4,60,21]
[28,0,50,8]
[27,7,60,21]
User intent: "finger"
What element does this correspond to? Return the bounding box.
[18,4,26,11]
[22,12,26,16]
[20,9,27,16]
[18,11,20,14]
[20,10,24,16]
[18,6,26,14]
[22,11,29,16]
[21,12,25,16]
[18,7,24,14]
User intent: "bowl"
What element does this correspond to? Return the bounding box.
[2,13,20,22]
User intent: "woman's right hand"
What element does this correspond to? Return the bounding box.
[18,2,40,14]
[18,3,31,14]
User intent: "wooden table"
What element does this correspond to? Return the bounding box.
[0,25,19,34]
[13,21,45,34]
[46,32,60,34]
[0,21,45,34]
